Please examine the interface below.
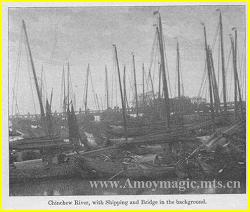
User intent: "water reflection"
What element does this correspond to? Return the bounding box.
[10,177,245,196]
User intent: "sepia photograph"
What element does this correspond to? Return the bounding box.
[5,3,247,209]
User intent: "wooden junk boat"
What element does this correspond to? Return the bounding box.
[9,20,89,183]
[75,152,177,179]
[77,157,176,179]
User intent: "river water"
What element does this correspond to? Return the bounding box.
[10,177,245,196]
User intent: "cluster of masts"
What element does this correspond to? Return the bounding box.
[202,10,244,124]
[14,9,245,130]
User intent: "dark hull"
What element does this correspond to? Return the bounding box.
[9,155,81,184]
[76,156,176,179]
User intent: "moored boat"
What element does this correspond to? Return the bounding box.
[76,155,176,179]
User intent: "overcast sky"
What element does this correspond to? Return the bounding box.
[9,5,246,114]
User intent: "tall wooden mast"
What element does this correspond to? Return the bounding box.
[234,29,243,119]
[40,65,43,106]
[158,63,162,100]
[132,53,139,117]
[95,94,100,110]
[50,88,53,109]
[230,29,243,120]
[84,64,90,113]
[156,13,170,128]
[208,48,220,114]
[202,24,215,126]
[67,62,70,109]
[105,65,109,109]
[22,20,45,119]
[63,66,66,113]
[61,65,67,113]
[142,63,145,109]
[123,65,128,108]
[113,45,127,140]
[230,33,238,119]
[233,28,243,119]
[218,10,227,112]
[148,70,156,102]
[176,39,181,98]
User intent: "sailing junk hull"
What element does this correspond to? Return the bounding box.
[106,127,154,137]
[76,156,176,179]
[10,136,73,151]
[9,157,78,184]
